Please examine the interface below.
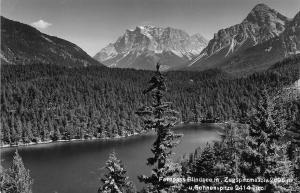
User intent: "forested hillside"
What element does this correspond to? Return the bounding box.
[1,55,299,145]
[0,16,101,67]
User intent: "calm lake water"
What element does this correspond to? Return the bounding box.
[1,124,221,193]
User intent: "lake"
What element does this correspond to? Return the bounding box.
[1,124,222,193]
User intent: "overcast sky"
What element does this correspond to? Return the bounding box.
[2,0,300,56]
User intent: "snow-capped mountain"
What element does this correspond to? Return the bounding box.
[94,25,207,70]
[187,4,291,73]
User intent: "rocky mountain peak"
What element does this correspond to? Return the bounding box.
[291,11,300,25]
[188,3,290,70]
[243,3,288,26]
[137,25,156,30]
[281,11,300,56]
[94,25,207,70]
[251,3,272,11]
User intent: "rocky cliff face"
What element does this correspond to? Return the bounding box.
[218,10,300,74]
[1,16,101,67]
[188,4,291,72]
[281,11,300,56]
[94,25,207,70]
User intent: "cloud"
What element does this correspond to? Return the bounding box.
[31,20,52,29]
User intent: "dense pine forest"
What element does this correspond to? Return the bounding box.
[1,55,299,146]
[1,1,300,192]
[1,55,299,193]
[96,60,300,193]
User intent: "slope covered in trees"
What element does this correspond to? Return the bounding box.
[181,90,300,192]
[0,55,299,146]
[1,16,101,67]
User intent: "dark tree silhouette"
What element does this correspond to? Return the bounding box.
[136,63,183,192]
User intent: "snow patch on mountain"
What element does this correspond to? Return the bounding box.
[225,36,237,57]
[94,25,208,70]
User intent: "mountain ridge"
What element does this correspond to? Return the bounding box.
[186,3,298,73]
[94,25,208,70]
[1,16,102,67]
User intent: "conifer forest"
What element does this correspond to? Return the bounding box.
[1,55,300,192]
[1,1,300,192]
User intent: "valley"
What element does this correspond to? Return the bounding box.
[1,2,300,193]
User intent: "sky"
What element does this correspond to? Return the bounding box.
[1,0,300,56]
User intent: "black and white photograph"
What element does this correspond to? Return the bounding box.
[0,0,300,192]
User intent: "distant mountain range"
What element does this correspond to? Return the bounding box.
[0,16,102,67]
[95,3,299,73]
[94,26,208,70]
[1,3,299,73]
[186,4,300,73]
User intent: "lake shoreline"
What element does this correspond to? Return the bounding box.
[0,131,148,150]
[1,122,222,193]
[0,122,225,150]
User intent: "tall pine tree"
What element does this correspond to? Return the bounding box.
[136,63,182,192]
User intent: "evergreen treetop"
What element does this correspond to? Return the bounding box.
[98,151,135,193]
[136,63,183,192]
